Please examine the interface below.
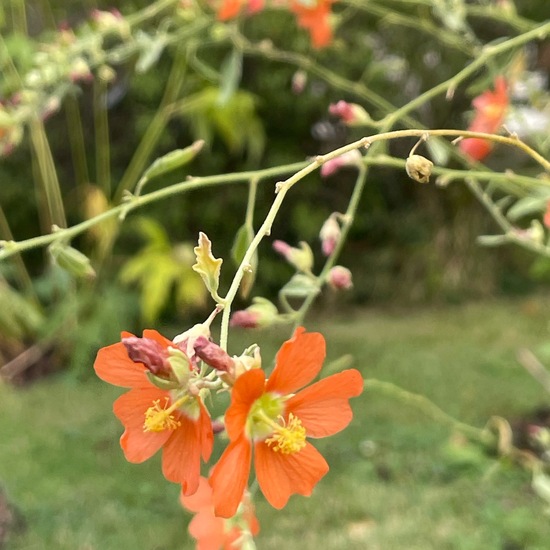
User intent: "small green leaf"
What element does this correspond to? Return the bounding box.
[49,242,96,280]
[192,232,223,300]
[218,48,242,106]
[135,30,167,73]
[425,137,449,166]
[142,142,205,181]
[281,274,320,299]
[506,195,549,222]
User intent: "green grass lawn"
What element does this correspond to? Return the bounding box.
[2,298,550,549]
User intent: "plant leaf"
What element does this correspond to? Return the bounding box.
[192,232,223,300]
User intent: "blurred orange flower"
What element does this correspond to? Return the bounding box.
[94,330,213,495]
[217,0,264,20]
[181,477,259,550]
[290,0,334,48]
[459,76,509,161]
[209,327,363,518]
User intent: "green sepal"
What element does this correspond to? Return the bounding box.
[145,371,180,391]
[281,273,320,299]
[141,141,205,182]
[168,347,191,386]
[49,241,96,280]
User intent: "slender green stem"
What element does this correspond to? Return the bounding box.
[10,0,27,34]
[348,0,478,55]
[219,158,331,349]
[113,47,188,203]
[293,164,369,328]
[126,0,180,27]
[3,127,548,261]
[0,204,38,303]
[0,161,308,261]
[465,177,550,259]
[364,378,494,446]
[94,78,111,196]
[363,154,545,193]
[29,118,67,229]
[245,177,258,228]
[377,21,550,127]
[64,95,90,188]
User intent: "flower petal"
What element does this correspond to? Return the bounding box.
[225,368,266,441]
[218,0,241,20]
[255,440,329,509]
[143,329,173,348]
[198,400,214,462]
[113,388,171,462]
[286,369,364,438]
[266,328,326,394]
[162,413,202,493]
[180,477,212,513]
[188,510,225,550]
[210,435,252,518]
[94,338,150,388]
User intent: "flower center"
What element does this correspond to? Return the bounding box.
[246,394,307,455]
[143,394,190,433]
[264,413,307,454]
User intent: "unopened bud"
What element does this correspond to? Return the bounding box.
[233,344,261,376]
[328,266,353,290]
[142,141,205,182]
[320,150,362,178]
[329,101,371,125]
[230,310,261,329]
[292,70,308,94]
[70,58,93,83]
[173,321,212,369]
[319,215,341,256]
[49,242,96,280]
[273,240,314,273]
[230,297,279,329]
[193,336,235,372]
[90,9,129,36]
[405,154,433,184]
[122,336,171,376]
[528,220,545,245]
[212,418,225,435]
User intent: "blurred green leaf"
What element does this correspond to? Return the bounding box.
[218,48,242,105]
[0,279,44,340]
[135,30,167,74]
[178,86,265,163]
[507,195,549,222]
[120,218,206,322]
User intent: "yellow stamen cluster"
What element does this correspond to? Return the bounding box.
[143,398,181,433]
[265,413,306,454]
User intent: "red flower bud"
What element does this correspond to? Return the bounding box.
[122,336,171,376]
[193,336,235,373]
[328,266,353,290]
[230,310,261,328]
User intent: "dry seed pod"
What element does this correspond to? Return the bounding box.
[406,154,433,184]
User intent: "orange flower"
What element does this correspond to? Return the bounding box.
[209,327,363,518]
[459,76,508,161]
[94,330,213,495]
[290,0,334,48]
[181,477,259,550]
[217,0,264,20]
